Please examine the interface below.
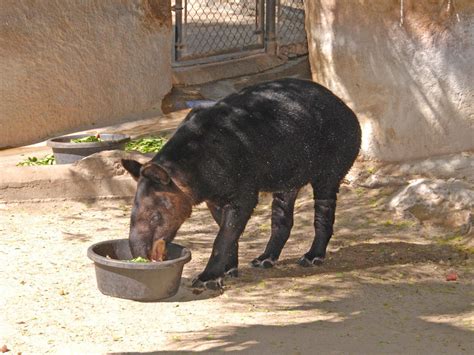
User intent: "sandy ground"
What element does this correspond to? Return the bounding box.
[0,184,473,354]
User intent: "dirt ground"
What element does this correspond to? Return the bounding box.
[0,183,473,354]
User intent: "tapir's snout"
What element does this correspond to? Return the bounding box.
[129,232,152,258]
[150,239,167,262]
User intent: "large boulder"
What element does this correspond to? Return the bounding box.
[388,178,473,234]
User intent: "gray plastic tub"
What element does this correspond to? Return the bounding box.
[47,133,130,164]
[87,239,191,301]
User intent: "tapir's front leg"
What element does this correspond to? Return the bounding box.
[193,198,256,290]
[207,202,239,277]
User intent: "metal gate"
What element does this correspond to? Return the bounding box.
[172,0,307,64]
[277,0,307,57]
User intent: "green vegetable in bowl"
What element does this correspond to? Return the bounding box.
[128,256,151,263]
[71,135,102,143]
[125,136,167,154]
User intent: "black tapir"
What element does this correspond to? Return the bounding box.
[122,78,361,289]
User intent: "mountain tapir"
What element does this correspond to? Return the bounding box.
[122,78,361,289]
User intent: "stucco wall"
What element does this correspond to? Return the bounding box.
[304,0,473,161]
[0,0,172,148]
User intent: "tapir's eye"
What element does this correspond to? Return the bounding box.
[188,141,199,150]
[150,213,163,226]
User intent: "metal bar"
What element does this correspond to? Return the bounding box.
[265,0,277,54]
[172,48,266,68]
[257,0,265,45]
[276,0,281,36]
[255,0,264,43]
[173,0,184,61]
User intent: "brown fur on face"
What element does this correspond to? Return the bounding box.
[129,178,193,258]
[123,159,194,258]
[150,189,193,242]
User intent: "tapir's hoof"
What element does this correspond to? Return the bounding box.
[297,256,324,267]
[251,256,276,269]
[225,267,239,278]
[191,276,224,291]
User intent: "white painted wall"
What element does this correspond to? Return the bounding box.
[304,0,474,161]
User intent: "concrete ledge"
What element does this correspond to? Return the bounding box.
[172,54,286,86]
[0,109,190,203]
[0,151,151,202]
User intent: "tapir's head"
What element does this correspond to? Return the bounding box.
[121,159,193,259]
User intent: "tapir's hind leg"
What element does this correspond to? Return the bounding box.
[251,189,299,268]
[298,182,338,267]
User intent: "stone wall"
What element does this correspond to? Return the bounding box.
[304,0,473,161]
[0,0,172,148]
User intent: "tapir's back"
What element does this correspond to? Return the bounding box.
[158,78,361,196]
[216,78,361,190]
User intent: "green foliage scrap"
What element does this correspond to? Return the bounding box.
[382,219,416,229]
[128,256,151,263]
[125,136,167,154]
[71,135,102,143]
[17,154,55,166]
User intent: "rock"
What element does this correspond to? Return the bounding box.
[200,80,237,100]
[388,178,473,233]
[359,174,406,188]
[380,152,474,183]
[446,272,458,282]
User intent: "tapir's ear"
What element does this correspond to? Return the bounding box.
[140,162,171,185]
[121,159,142,181]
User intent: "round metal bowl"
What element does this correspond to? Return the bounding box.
[47,133,130,164]
[87,239,191,302]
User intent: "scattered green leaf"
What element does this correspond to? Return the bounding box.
[17,154,55,166]
[382,220,416,229]
[436,235,474,254]
[369,198,379,208]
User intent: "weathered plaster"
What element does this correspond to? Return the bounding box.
[0,0,172,148]
[304,0,474,161]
